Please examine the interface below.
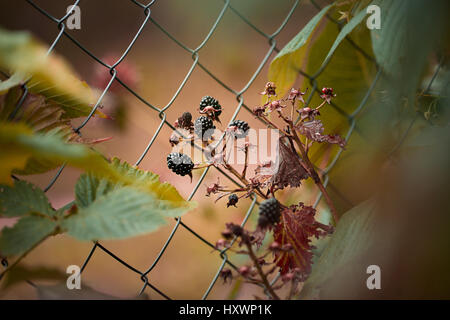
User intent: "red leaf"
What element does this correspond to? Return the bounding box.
[273,203,333,279]
[297,120,346,148]
[269,138,308,189]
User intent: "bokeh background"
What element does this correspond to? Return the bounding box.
[0,0,321,299]
[1,0,450,300]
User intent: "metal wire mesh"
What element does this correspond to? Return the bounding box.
[5,0,387,299]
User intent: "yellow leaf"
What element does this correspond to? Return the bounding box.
[0,28,106,119]
[267,4,332,99]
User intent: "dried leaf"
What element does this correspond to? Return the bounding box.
[297,120,346,148]
[273,203,333,278]
[269,138,308,189]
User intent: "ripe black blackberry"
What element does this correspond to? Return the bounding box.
[257,197,281,228]
[167,153,194,176]
[194,116,216,141]
[227,194,239,207]
[200,96,222,118]
[229,120,250,138]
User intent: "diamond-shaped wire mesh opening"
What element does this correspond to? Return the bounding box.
[1,0,385,299]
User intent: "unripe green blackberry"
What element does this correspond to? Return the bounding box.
[227,194,239,207]
[167,153,194,176]
[229,120,250,138]
[257,197,281,228]
[200,96,222,118]
[194,116,216,141]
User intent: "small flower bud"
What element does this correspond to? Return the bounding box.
[269,241,281,251]
[282,243,293,252]
[281,272,295,282]
[238,266,250,276]
[215,238,228,250]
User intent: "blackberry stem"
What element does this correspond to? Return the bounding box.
[289,121,339,224]
[243,237,280,300]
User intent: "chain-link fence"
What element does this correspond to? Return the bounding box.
[4,0,391,299]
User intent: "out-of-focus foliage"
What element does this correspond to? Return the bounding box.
[0,27,195,264]
[267,4,332,99]
[0,28,106,119]
[0,86,111,175]
[0,157,195,256]
[267,0,450,299]
[0,122,112,185]
[299,199,376,298]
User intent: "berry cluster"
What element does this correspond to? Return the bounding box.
[167,95,225,176]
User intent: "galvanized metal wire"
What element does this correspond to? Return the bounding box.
[3,0,390,299]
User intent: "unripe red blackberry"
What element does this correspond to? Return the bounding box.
[177,112,193,129]
[166,153,194,176]
[321,87,334,95]
[200,96,222,118]
[194,116,216,140]
[228,120,250,138]
[257,197,281,228]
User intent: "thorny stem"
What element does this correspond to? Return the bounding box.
[315,100,327,111]
[259,114,290,136]
[224,163,267,200]
[289,122,339,224]
[243,239,280,300]
[241,145,249,179]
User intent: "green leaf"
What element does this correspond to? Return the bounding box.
[76,158,195,211]
[0,28,107,119]
[0,73,23,94]
[108,158,193,209]
[1,265,66,290]
[302,18,375,168]
[0,122,114,185]
[0,215,57,256]
[75,174,114,208]
[371,0,449,102]
[0,180,54,218]
[299,199,377,299]
[61,187,168,241]
[267,4,333,98]
[0,89,111,175]
[66,159,196,241]
[319,8,368,69]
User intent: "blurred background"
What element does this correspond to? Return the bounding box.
[1,0,449,300]
[0,0,320,299]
